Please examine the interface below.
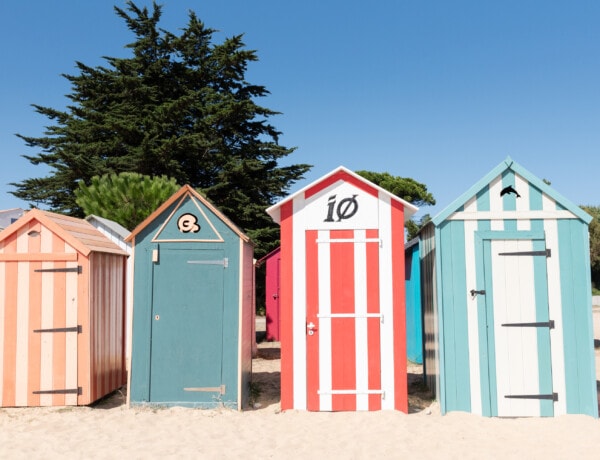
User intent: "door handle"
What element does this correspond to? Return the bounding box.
[306,321,317,336]
[470,289,486,297]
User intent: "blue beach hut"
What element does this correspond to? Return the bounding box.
[421,157,597,417]
[126,185,254,409]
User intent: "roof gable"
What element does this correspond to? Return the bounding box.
[0,209,128,256]
[267,166,419,224]
[125,184,250,244]
[432,157,591,225]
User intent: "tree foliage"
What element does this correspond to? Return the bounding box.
[11,1,310,257]
[75,172,180,230]
[355,170,435,239]
[581,205,600,289]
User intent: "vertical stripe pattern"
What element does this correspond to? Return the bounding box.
[0,218,127,407]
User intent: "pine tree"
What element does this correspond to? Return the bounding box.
[11,1,310,257]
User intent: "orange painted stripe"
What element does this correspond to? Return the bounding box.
[279,201,294,410]
[366,229,382,411]
[330,230,356,411]
[27,224,42,406]
[52,235,66,406]
[305,230,320,411]
[77,256,90,404]
[391,200,408,412]
[304,170,379,199]
[2,233,18,406]
[0,253,78,262]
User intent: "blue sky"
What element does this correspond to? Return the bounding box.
[1,1,599,220]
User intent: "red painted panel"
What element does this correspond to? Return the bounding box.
[305,230,320,411]
[330,230,356,411]
[279,201,294,410]
[304,171,379,200]
[391,200,408,412]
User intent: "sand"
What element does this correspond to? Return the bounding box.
[1,311,599,459]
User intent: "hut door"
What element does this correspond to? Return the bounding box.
[481,237,554,417]
[305,229,382,411]
[149,248,225,403]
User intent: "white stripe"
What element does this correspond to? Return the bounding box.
[378,194,394,409]
[0,245,5,406]
[317,229,332,411]
[463,197,481,415]
[317,313,381,319]
[448,210,576,221]
[64,244,78,405]
[489,176,505,231]
[292,197,307,409]
[39,228,54,406]
[542,195,566,415]
[15,229,29,406]
[515,174,531,231]
[354,230,369,410]
[316,238,381,244]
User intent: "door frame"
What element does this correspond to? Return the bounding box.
[475,230,554,417]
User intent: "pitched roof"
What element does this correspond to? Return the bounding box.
[125,184,250,243]
[266,165,419,224]
[85,214,130,240]
[432,156,591,225]
[0,209,128,256]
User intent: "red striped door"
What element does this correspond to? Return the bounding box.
[306,229,382,411]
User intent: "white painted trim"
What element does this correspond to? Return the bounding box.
[316,238,381,245]
[543,206,567,415]
[354,230,369,411]
[378,194,394,410]
[448,210,577,221]
[317,229,332,411]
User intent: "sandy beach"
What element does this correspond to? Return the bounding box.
[1,310,599,459]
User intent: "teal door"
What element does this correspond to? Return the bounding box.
[479,233,554,416]
[149,248,225,403]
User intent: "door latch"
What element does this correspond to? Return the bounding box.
[470,289,486,298]
[306,321,317,336]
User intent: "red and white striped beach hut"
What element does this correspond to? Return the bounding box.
[267,166,418,411]
[0,209,128,407]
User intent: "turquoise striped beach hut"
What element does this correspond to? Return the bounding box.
[421,157,597,417]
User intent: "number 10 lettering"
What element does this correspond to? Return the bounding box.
[324,194,359,222]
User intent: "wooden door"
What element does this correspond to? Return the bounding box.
[481,236,554,416]
[305,229,382,411]
[149,249,225,404]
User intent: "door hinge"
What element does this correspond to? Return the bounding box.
[33,326,82,333]
[33,387,82,395]
[34,266,82,274]
[501,320,554,329]
[505,392,558,401]
[498,249,551,257]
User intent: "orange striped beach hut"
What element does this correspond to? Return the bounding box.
[0,209,128,407]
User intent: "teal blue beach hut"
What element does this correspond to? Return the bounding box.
[405,238,423,364]
[126,185,254,409]
[421,157,597,417]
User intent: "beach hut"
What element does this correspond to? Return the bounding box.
[404,238,423,364]
[0,208,24,231]
[0,209,128,407]
[422,157,598,417]
[257,247,281,342]
[126,185,254,409]
[85,215,133,366]
[267,166,418,411]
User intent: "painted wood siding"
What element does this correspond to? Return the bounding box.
[434,165,597,417]
[87,252,126,404]
[419,224,438,396]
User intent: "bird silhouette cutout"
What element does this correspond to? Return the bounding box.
[500,185,521,198]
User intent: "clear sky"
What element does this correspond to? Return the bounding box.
[1,1,599,220]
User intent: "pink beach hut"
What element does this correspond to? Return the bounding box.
[0,209,128,407]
